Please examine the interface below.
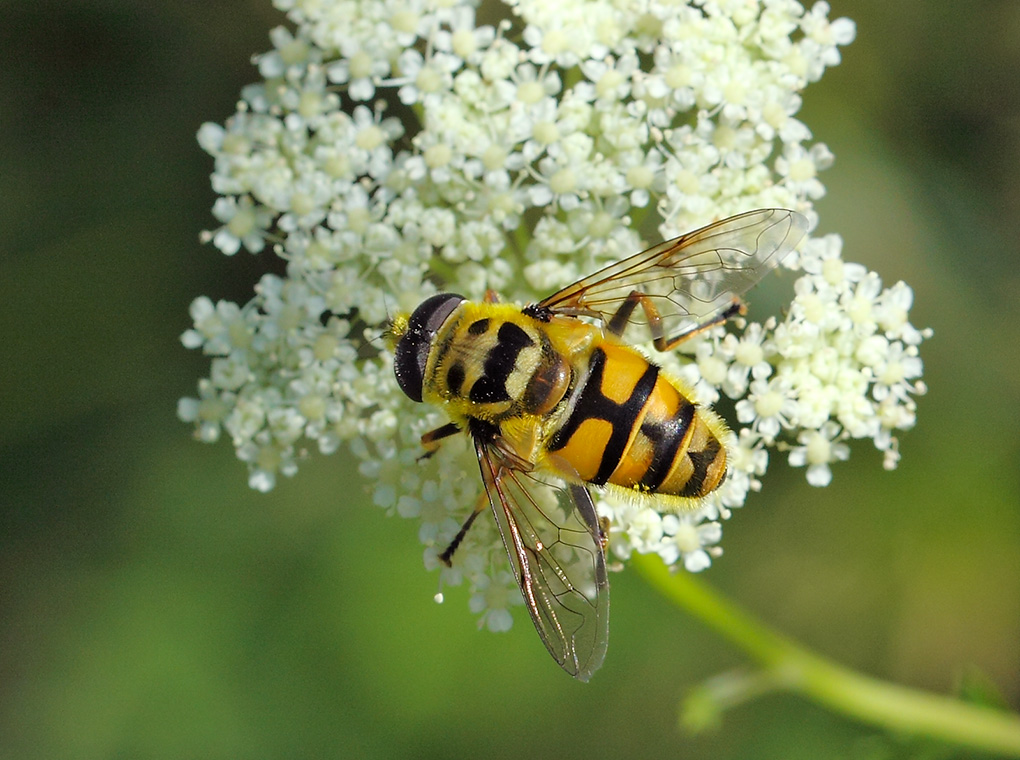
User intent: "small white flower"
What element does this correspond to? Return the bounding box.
[180,296,251,355]
[177,379,231,444]
[719,429,770,507]
[722,319,775,398]
[870,341,925,403]
[737,375,800,443]
[469,570,523,632]
[256,26,316,79]
[788,421,850,486]
[776,142,835,199]
[659,514,723,572]
[798,2,857,81]
[875,281,930,345]
[433,8,496,67]
[578,54,638,105]
[203,196,274,255]
[604,498,666,561]
[392,48,460,106]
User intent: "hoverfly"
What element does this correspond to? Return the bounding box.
[389,208,808,680]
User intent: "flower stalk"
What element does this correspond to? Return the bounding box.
[633,553,1020,756]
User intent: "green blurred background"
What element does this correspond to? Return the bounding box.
[2,1,1018,758]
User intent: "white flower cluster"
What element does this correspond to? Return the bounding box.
[180,0,926,628]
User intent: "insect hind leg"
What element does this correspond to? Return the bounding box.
[608,290,745,351]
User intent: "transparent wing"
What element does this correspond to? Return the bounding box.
[537,208,808,339]
[474,439,609,681]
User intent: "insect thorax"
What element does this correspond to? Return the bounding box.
[424,302,574,423]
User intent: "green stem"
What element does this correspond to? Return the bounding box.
[631,553,1020,756]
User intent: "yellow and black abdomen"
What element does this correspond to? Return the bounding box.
[546,341,728,504]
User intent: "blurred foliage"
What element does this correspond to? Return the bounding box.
[1,1,1018,758]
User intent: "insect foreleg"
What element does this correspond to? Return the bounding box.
[418,421,461,460]
[438,492,488,567]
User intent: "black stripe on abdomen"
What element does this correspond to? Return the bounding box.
[548,348,659,486]
[638,401,696,493]
[678,437,722,497]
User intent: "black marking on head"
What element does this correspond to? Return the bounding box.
[638,402,695,493]
[468,375,511,403]
[467,321,535,404]
[548,348,659,486]
[446,362,465,396]
[678,438,722,497]
[467,318,490,335]
[496,322,531,348]
[393,293,464,403]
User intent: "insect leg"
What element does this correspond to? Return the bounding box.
[440,436,500,566]
[652,299,745,351]
[607,290,745,350]
[438,492,488,567]
[418,421,460,460]
[438,429,531,567]
[605,291,642,336]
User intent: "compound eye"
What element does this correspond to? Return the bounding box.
[393,293,464,402]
